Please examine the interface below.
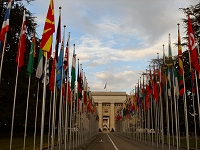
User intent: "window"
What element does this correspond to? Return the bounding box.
[104,109,108,113]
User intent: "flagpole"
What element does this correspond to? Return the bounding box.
[77,60,80,147]
[154,63,158,148]
[9,65,19,150]
[47,92,53,149]
[81,67,83,145]
[65,32,70,150]
[51,70,58,150]
[69,86,74,150]
[0,33,7,82]
[64,78,69,149]
[178,23,189,150]
[72,89,76,150]
[9,7,26,146]
[0,0,12,82]
[58,25,66,149]
[168,34,175,147]
[172,64,179,150]
[191,72,198,150]
[33,81,40,150]
[187,49,198,150]
[40,52,47,150]
[151,67,154,146]
[144,73,147,144]
[69,43,76,150]
[195,43,200,129]
[23,77,31,150]
[162,44,171,149]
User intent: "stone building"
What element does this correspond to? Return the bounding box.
[91,91,127,132]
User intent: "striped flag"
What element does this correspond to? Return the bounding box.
[177,25,185,96]
[174,66,179,97]
[0,0,12,45]
[35,49,43,79]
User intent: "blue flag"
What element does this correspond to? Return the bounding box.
[56,40,65,89]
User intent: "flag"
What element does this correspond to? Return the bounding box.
[63,33,70,76]
[54,10,61,62]
[56,39,64,89]
[168,34,173,66]
[149,69,153,94]
[77,62,83,101]
[104,82,107,89]
[40,0,55,54]
[167,67,172,97]
[188,14,200,72]
[71,45,76,90]
[16,9,26,70]
[35,49,43,79]
[167,35,173,98]
[177,25,185,96]
[49,56,56,92]
[67,81,71,104]
[27,30,35,77]
[42,60,50,85]
[83,77,87,105]
[158,67,163,95]
[0,0,12,53]
[153,66,159,102]
[174,66,179,97]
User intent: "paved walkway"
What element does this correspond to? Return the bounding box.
[48,133,188,150]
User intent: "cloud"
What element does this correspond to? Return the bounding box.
[88,70,143,93]
[26,0,199,94]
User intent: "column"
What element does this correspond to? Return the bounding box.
[98,103,103,131]
[110,103,115,131]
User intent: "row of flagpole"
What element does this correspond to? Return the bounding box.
[0,0,99,150]
[115,19,200,150]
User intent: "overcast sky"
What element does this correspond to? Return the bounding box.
[26,0,199,94]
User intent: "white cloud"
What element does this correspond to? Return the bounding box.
[26,0,199,94]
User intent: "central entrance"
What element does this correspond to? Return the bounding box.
[103,116,110,132]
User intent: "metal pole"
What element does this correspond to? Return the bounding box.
[23,77,31,150]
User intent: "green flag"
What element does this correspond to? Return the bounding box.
[27,32,35,77]
[71,44,76,90]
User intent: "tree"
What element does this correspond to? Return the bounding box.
[0,0,53,132]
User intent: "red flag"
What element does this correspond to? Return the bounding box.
[68,81,71,104]
[63,39,69,75]
[16,9,26,70]
[145,92,149,110]
[188,14,200,72]
[49,57,56,92]
[153,67,159,102]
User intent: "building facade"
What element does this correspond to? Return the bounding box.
[91,92,127,132]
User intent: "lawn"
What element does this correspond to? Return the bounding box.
[0,133,55,150]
